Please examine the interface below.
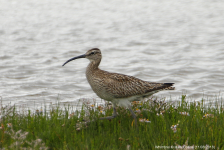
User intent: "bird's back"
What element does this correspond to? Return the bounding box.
[86,68,174,101]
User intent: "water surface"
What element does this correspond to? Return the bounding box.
[0,0,224,108]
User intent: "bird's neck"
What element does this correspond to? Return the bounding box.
[86,58,101,75]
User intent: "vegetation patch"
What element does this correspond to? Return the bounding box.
[0,95,223,149]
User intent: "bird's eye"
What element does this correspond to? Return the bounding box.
[90,52,95,55]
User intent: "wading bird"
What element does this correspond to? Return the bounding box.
[62,48,175,125]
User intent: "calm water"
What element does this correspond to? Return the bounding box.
[1,0,224,109]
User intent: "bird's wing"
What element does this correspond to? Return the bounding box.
[102,72,173,98]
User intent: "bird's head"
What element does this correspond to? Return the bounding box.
[62,48,102,66]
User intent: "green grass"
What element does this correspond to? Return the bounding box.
[0,95,224,149]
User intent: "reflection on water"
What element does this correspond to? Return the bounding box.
[0,0,224,109]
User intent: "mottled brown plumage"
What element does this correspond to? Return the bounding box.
[62,48,175,123]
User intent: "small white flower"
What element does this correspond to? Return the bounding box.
[7,123,12,128]
[139,118,151,123]
[179,112,190,116]
[171,124,179,133]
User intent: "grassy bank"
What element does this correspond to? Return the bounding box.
[0,95,223,150]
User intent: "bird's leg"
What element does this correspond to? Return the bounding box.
[128,105,137,127]
[100,106,117,120]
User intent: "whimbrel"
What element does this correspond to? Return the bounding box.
[62,48,174,124]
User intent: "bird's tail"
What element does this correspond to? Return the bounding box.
[163,83,175,90]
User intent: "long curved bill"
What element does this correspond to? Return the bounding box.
[62,54,86,66]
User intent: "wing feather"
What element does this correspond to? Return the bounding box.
[99,71,173,98]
